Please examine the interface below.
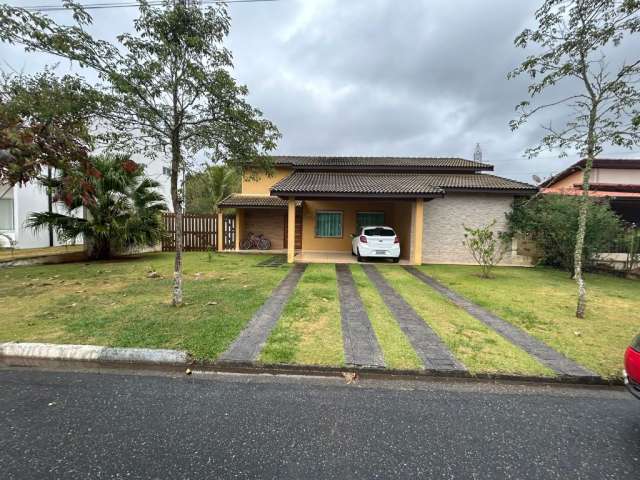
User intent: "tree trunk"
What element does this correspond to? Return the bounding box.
[573,181,590,318]
[171,135,183,307]
[574,153,595,318]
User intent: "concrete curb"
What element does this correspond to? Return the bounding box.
[0,342,189,365]
[0,342,622,387]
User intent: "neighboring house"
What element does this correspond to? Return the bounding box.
[218,156,537,265]
[0,157,172,250]
[0,181,73,249]
[540,158,640,224]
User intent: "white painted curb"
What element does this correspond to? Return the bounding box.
[0,342,189,365]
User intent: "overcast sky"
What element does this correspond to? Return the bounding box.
[2,0,640,182]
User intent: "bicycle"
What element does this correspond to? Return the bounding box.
[240,232,271,250]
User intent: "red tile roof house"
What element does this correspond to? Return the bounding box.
[540,158,640,225]
[540,158,640,270]
[218,156,538,265]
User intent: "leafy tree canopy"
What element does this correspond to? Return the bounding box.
[0,69,105,202]
[507,195,623,272]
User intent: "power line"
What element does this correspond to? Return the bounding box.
[19,0,279,12]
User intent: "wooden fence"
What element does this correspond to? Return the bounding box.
[162,213,217,252]
[161,213,237,252]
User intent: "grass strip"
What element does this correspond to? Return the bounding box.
[260,264,344,366]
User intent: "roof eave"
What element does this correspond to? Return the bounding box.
[291,165,494,173]
[444,188,538,195]
[270,191,444,199]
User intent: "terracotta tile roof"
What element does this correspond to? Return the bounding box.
[218,195,302,208]
[272,155,493,171]
[270,172,536,197]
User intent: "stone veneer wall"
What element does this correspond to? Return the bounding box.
[422,193,531,266]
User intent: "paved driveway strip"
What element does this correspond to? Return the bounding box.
[404,266,598,379]
[335,265,385,368]
[219,264,307,363]
[362,265,466,372]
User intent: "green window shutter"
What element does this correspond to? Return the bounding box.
[315,212,342,237]
[356,212,385,231]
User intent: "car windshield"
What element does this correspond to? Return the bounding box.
[363,227,395,237]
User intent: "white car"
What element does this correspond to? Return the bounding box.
[352,226,400,263]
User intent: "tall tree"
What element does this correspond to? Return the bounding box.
[185,164,240,214]
[0,1,279,305]
[509,0,640,318]
[0,69,104,203]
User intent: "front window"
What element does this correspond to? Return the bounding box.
[0,198,14,231]
[315,211,343,238]
[357,211,385,231]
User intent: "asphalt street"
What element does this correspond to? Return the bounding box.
[1,367,638,479]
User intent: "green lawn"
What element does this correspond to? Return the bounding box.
[260,264,344,366]
[377,267,553,376]
[0,252,291,360]
[421,265,640,379]
[2,253,634,379]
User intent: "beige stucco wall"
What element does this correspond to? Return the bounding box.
[300,199,412,254]
[241,167,292,195]
[422,193,522,265]
[548,167,640,190]
[593,168,640,184]
[548,170,581,189]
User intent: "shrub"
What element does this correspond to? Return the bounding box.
[462,220,509,278]
[506,195,623,272]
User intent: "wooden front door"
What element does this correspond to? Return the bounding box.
[284,207,303,249]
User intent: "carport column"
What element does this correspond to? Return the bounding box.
[217,211,224,252]
[287,198,296,263]
[411,198,424,265]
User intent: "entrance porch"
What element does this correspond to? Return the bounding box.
[218,194,430,265]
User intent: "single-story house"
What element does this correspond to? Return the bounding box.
[218,156,537,265]
[540,158,640,224]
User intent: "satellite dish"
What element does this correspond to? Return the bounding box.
[532,174,542,184]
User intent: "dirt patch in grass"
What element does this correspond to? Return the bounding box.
[377,267,554,376]
[0,245,85,261]
[0,253,291,360]
[350,265,422,370]
[260,264,344,366]
[423,264,640,379]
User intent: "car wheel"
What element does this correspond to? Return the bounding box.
[392,257,400,263]
[357,249,363,262]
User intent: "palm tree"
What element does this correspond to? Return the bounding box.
[27,154,166,259]
[185,164,240,214]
